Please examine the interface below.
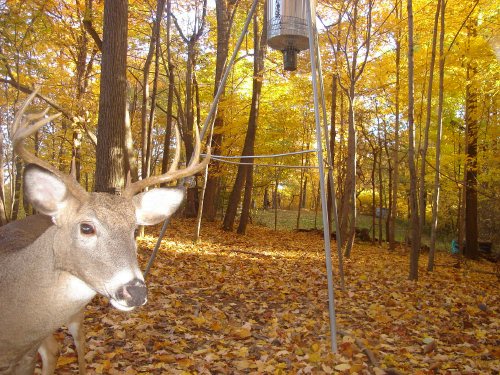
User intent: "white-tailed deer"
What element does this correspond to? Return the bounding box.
[0,89,210,374]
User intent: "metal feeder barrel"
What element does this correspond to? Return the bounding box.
[267,0,316,71]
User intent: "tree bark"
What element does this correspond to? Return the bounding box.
[428,0,446,271]
[237,10,267,233]
[342,89,357,258]
[418,0,441,235]
[377,122,383,244]
[183,40,198,218]
[11,158,23,221]
[407,0,421,280]
[141,0,166,179]
[161,0,174,178]
[371,150,376,243]
[389,0,402,250]
[0,128,7,225]
[338,0,373,258]
[225,9,266,233]
[71,0,96,184]
[94,0,128,193]
[297,152,306,230]
[327,74,338,230]
[203,0,234,221]
[464,12,479,259]
[171,0,207,217]
[238,161,254,234]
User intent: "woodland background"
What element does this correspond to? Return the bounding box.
[0,0,498,282]
[0,1,499,373]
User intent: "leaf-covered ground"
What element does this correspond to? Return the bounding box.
[40,219,498,374]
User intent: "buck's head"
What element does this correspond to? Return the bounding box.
[12,89,210,311]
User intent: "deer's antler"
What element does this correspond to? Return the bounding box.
[11,88,87,200]
[122,123,211,198]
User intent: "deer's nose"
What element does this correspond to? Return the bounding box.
[116,278,147,306]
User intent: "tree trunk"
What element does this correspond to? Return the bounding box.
[145,22,162,177]
[378,141,383,244]
[383,113,392,243]
[407,0,421,280]
[297,167,305,230]
[375,102,384,244]
[428,0,446,271]
[228,9,266,234]
[464,13,479,259]
[203,0,233,221]
[161,3,174,176]
[124,98,138,182]
[140,0,166,179]
[182,39,197,218]
[419,0,440,235]
[327,74,338,227]
[371,151,376,244]
[71,0,95,184]
[223,164,247,230]
[342,89,357,258]
[11,158,23,221]
[237,163,254,235]
[389,0,402,250]
[386,153,393,243]
[94,0,128,193]
[0,129,7,225]
[339,0,373,258]
[264,187,270,210]
[179,1,206,217]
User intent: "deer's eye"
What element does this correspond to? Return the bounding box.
[80,222,96,235]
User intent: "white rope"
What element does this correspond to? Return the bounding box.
[209,156,319,169]
[201,149,317,160]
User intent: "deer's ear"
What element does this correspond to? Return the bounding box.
[133,188,184,226]
[23,164,70,217]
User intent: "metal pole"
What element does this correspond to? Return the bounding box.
[143,217,171,279]
[306,0,338,353]
[312,24,345,290]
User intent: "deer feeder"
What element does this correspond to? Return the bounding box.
[267,0,316,71]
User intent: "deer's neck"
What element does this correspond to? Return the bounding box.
[0,224,95,365]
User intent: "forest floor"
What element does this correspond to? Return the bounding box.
[42,219,498,375]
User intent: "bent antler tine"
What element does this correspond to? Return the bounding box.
[12,108,49,136]
[13,112,61,142]
[189,124,202,167]
[12,88,40,133]
[122,124,211,198]
[12,90,87,200]
[167,123,182,174]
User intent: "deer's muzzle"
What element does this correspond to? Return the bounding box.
[111,278,147,311]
